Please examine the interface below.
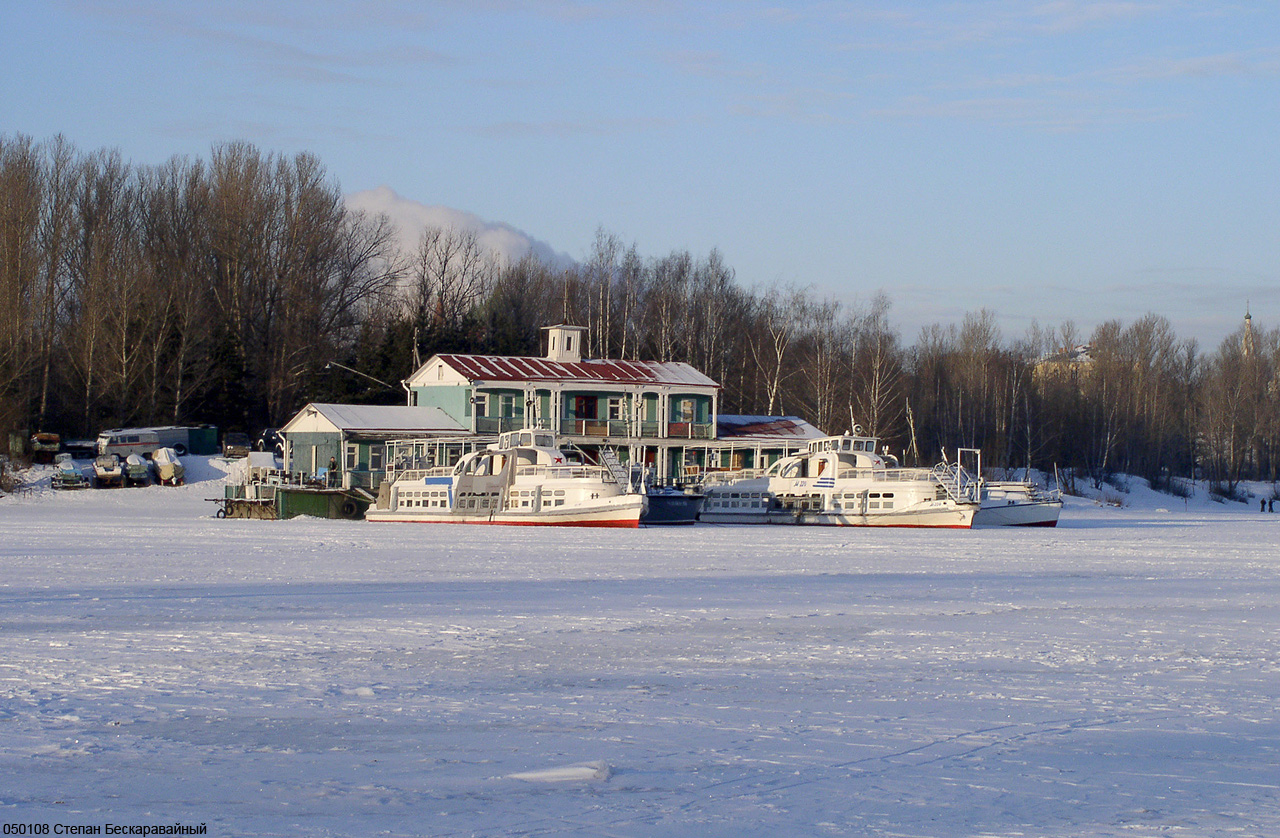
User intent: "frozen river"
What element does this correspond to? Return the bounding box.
[2,468,1278,836]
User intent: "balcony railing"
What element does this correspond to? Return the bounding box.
[666,422,714,439]
[475,416,527,434]
[476,416,716,440]
[558,418,631,437]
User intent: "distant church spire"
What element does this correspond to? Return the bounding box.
[1243,303,1255,358]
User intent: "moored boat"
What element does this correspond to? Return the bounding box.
[642,485,705,525]
[698,432,981,528]
[367,428,646,527]
[975,480,1063,527]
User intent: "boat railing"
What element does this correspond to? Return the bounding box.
[391,467,455,482]
[832,466,946,483]
[932,462,983,504]
[701,468,769,486]
[513,463,616,482]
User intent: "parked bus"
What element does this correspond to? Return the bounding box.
[96,425,218,458]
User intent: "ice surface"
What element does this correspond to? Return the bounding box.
[1,462,1278,836]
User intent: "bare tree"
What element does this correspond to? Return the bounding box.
[850,293,902,440]
[748,284,806,416]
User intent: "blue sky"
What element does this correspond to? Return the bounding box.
[4,1,1278,348]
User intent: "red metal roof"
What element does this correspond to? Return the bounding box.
[715,415,825,440]
[435,354,719,388]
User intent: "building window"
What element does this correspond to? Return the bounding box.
[345,443,358,470]
[608,397,624,420]
[370,445,384,472]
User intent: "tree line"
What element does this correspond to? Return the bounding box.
[3,135,1277,493]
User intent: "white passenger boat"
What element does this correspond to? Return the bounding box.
[698,433,981,528]
[975,480,1063,527]
[367,429,646,528]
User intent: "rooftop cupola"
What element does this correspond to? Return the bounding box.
[542,324,588,363]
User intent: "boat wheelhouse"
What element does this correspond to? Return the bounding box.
[698,431,981,528]
[367,428,646,528]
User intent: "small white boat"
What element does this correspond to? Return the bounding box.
[51,452,91,490]
[123,453,151,486]
[93,453,124,488]
[367,428,646,528]
[151,447,185,485]
[699,432,981,528]
[975,481,1063,527]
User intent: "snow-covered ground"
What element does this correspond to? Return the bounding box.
[2,461,1278,836]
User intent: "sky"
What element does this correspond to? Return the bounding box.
[4,1,1279,349]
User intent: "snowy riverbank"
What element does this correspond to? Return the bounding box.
[2,461,1278,835]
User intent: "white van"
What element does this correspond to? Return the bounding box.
[96,428,162,458]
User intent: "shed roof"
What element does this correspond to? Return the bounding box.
[281,404,466,436]
[419,354,719,389]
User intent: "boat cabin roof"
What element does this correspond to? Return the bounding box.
[807,435,878,455]
[497,429,558,450]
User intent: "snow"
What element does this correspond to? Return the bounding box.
[2,461,1279,836]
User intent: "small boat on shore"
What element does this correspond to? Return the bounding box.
[93,453,124,488]
[52,453,91,490]
[151,447,185,486]
[975,480,1063,527]
[367,428,646,527]
[124,454,151,487]
[698,432,981,528]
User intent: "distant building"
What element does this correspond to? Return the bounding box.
[1033,343,1094,382]
[403,324,727,481]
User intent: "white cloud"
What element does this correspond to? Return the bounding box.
[344,186,576,270]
